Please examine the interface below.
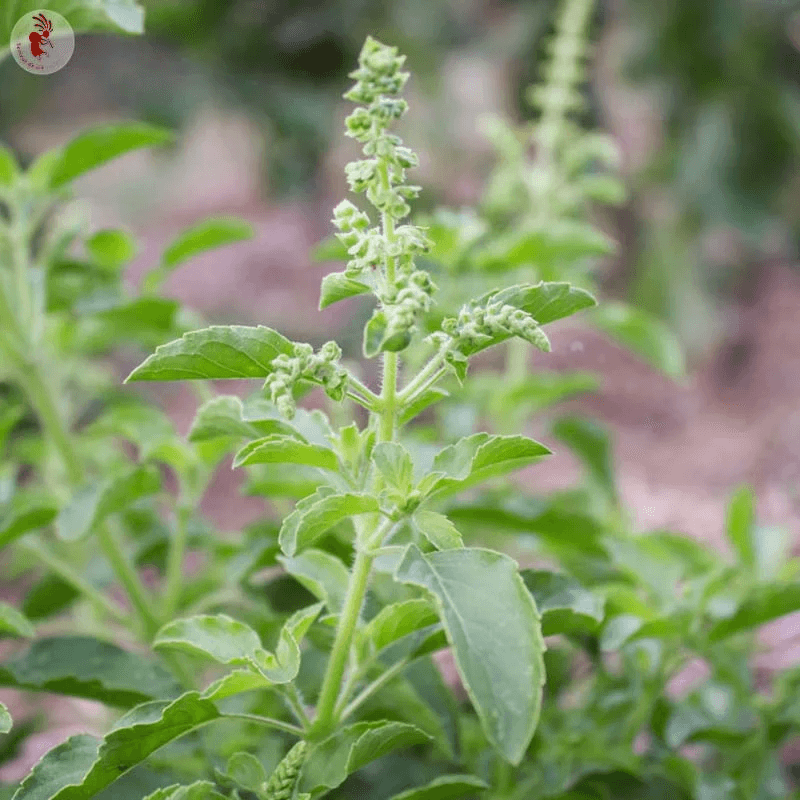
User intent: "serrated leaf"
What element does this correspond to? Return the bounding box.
[188,395,301,443]
[56,465,161,541]
[154,615,263,665]
[372,442,413,493]
[85,229,137,271]
[521,570,604,635]
[279,490,380,557]
[422,434,550,501]
[319,272,371,309]
[395,545,545,764]
[0,636,180,708]
[489,281,597,325]
[12,692,220,800]
[300,721,431,797]
[412,511,463,550]
[0,603,34,637]
[386,775,488,800]
[591,303,685,377]
[251,602,322,683]
[200,669,271,702]
[726,485,755,569]
[279,550,349,613]
[708,583,800,641]
[49,123,171,188]
[126,326,294,382]
[233,436,338,471]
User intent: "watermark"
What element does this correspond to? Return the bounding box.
[9,10,74,75]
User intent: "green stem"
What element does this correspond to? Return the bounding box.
[338,657,410,722]
[311,548,373,738]
[163,503,191,618]
[282,683,311,727]
[17,540,131,624]
[97,522,161,640]
[397,348,447,406]
[222,713,304,737]
[506,338,529,383]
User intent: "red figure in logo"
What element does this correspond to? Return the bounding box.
[29,13,53,58]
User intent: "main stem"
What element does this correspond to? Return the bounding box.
[312,176,399,738]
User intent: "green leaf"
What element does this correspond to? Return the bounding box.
[126,326,294,382]
[551,416,617,504]
[56,465,161,541]
[385,775,488,800]
[188,395,300,443]
[251,603,322,683]
[395,545,545,764]
[521,570,604,635]
[0,496,57,548]
[279,550,349,613]
[726,485,755,569]
[142,782,226,800]
[0,702,10,734]
[372,442,413,493]
[85,230,137,271]
[363,310,411,358]
[0,603,35,637]
[421,434,550,501]
[360,598,439,654]
[0,636,180,707]
[412,511,463,550]
[1,0,144,48]
[200,669,271,703]
[12,692,220,800]
[708,583,800,641]
[222,752,266,794]
[233,436,338,471]
[489,282,597,325]
[0,145,19,187]
[311,236,348,262]
[49,124,172,188]
[300,721,431,797]
[279,490,380,557]
[319,272,371,309]
[153,615,263,666]
[591,303,685,377]
[399,388,449,426]
[162,218,253,270]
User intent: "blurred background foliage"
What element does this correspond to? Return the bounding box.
[2,0,800,360]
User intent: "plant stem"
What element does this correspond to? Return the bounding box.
[506,337,529,383]
[338,657,410,722]
[222,713,304,737]
[311,163,402,738]
[311,548,373,738]
[163,502,191,618]
[17,539,131,624]
[397,348,447,406]
[97,522,161,640]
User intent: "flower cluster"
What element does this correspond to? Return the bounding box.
[262,741,306,800]
[336,36,434,357]
[264,341,348,419]
[429,299,551,379]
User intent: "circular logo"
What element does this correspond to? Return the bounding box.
[9,10,74,75]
